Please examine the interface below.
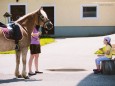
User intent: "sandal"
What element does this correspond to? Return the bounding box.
[93,69,98,71]
[35,71,43,74]
[28,72,36,76]
[94,69,102,74]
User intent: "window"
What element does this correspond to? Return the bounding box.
[83,7,96,17]
[81,4,98,19]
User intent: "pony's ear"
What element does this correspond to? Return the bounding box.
[38,7,43,14]
[40,7,43,10]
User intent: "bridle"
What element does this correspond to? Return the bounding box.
[39,14,51,29]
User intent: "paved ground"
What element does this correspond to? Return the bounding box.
[0,34,115,86]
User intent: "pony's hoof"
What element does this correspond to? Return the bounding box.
[17,75,23,78]
[24,76,30,79]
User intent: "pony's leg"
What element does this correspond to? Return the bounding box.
[15,50,21,78]
[21,47,29,79]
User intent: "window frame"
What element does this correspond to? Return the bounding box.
[80,4,99,19]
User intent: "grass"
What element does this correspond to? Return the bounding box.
[0,37,55,54]
[40,37,55,46]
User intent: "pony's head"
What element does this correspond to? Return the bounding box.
[37,8,53,30]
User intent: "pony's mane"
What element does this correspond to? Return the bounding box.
[16,9,39,22]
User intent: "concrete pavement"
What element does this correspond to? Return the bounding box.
[0,34,115,86]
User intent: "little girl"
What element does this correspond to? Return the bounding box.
[28,25,43,76]
[93,37,112,74]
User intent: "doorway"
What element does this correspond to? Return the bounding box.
[42,6,54,35]
[10,5,26,21]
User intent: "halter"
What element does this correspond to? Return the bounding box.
[39,14,51,29]
[43,20,51,28]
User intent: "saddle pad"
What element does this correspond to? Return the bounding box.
[1,27,22,41]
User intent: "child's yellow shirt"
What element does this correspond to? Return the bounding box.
[104,45,112,58]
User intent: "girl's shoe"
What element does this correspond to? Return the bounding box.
[28,72,36,76]
[93,69,102,74]
[35,71,43,74]
[93,69,98,71]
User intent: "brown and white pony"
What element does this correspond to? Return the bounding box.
[0,8,53,79]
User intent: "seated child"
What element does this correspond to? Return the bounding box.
[93,37,112,74]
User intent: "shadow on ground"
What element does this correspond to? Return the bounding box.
[0,78,42,84]
[77,73,115,86]
[46,68,86,72]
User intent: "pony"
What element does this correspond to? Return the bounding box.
[0,8,53,79]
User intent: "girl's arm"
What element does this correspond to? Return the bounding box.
[104,50,110,55]
[31,32,41,37]
[99,46,110,55]
[101,48,110,55]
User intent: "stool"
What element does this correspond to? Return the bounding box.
[101,60,115,75]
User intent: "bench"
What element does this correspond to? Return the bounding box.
[101,60,115,75]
